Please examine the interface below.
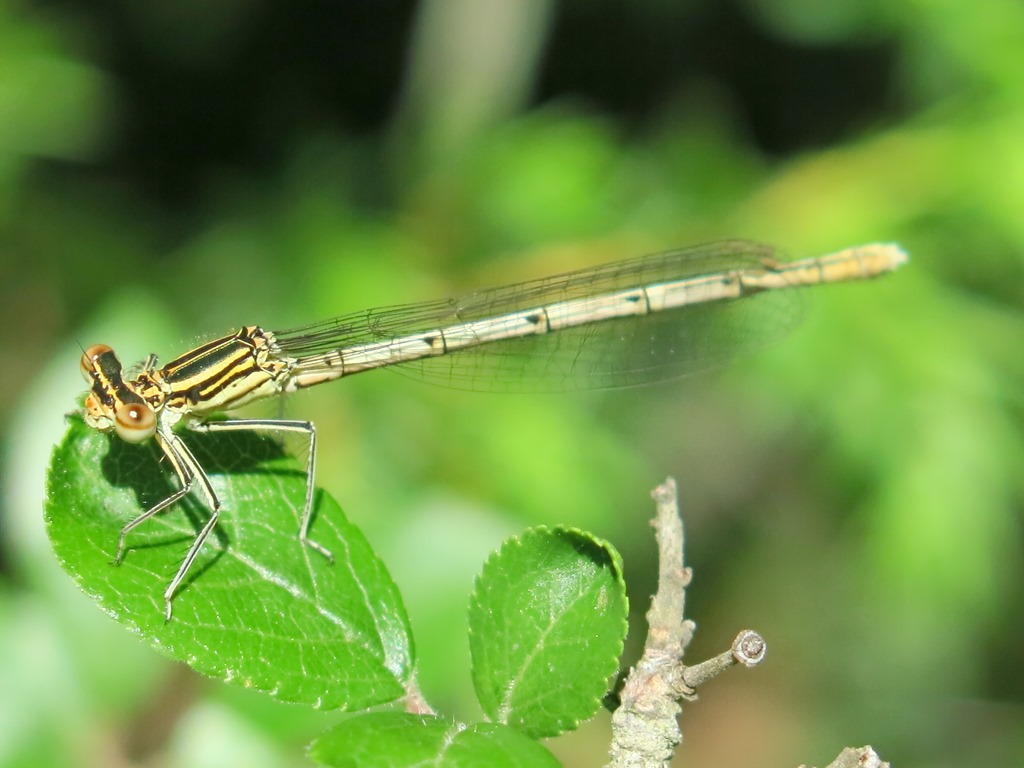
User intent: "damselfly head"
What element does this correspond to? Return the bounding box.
[82,387,158,443]
[79,344,159,443]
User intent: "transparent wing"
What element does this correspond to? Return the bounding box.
[271,240,808,392]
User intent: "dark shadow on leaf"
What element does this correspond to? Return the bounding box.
[185,425,292,472]
[99,437,194,555]
[98,427,298,561]
[555,528,618,573]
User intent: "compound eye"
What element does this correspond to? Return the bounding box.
[114,402,157,443]
[80,344,113,382]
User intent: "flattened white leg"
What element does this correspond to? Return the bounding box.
[155,430,222,621]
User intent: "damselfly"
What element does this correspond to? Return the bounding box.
[79,240,908,619]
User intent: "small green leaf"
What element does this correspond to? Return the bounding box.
[469,526,628,738]
[45,417,413,711]
[308,713,561,768]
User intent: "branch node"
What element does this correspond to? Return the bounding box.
[732,629,767,668]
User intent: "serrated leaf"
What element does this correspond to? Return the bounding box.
[308,712,561,768]
[469,526,627,738]
[45,417,414,711]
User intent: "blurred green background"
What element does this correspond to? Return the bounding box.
[1,0,1022,766]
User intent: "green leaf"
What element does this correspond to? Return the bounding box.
[308,713,561,768]
[44,417,414,711]
[468,526,628,738]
